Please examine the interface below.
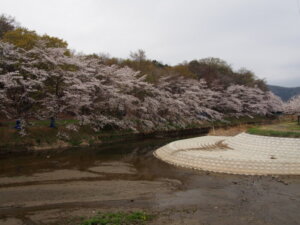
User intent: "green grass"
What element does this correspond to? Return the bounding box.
[0,119,135,150]
[0,119,78,128]
[80,211,153,225]
[247,122,300,138]
[0,116,278,150]
[0,119,81,148]
[214,115,270,126]
[281,122,300,131]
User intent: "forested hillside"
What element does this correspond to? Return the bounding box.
[268,85,300,101]
[0,15,284,133]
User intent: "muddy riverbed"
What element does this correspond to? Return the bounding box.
[0,136,299,225]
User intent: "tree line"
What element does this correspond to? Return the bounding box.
[0,15,287,134]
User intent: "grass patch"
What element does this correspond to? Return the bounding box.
[0,119,79,128]
[214,115,270,127]
[247,121,300,138]
[247,127,300,138]
[80,211,153,225]
[281,122,300,131]
[0,116,278,150]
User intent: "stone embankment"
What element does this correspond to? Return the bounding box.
[154,133,300,175]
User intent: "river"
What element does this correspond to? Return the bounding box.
[0,135,299,225]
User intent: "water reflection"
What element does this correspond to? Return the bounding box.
[0,135,199,177]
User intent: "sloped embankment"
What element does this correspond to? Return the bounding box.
[154,133,300,175]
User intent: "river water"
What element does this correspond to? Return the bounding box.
[0,135,299,225]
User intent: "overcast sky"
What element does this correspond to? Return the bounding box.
[1,0,300,87]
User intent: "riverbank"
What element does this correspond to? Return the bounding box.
[154,132,300,175]
[247,121,300,138]
[0,116,275,154]
[0,136,299,225]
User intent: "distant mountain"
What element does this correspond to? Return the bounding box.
[268,85,300,101]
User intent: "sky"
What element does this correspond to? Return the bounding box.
[1,0,300,87]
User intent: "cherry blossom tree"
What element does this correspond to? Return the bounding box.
[285,95,300,114]
[0,39,285,134]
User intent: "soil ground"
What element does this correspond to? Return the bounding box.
[0,136,299,225]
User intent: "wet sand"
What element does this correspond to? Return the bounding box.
[0,137,299,225]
